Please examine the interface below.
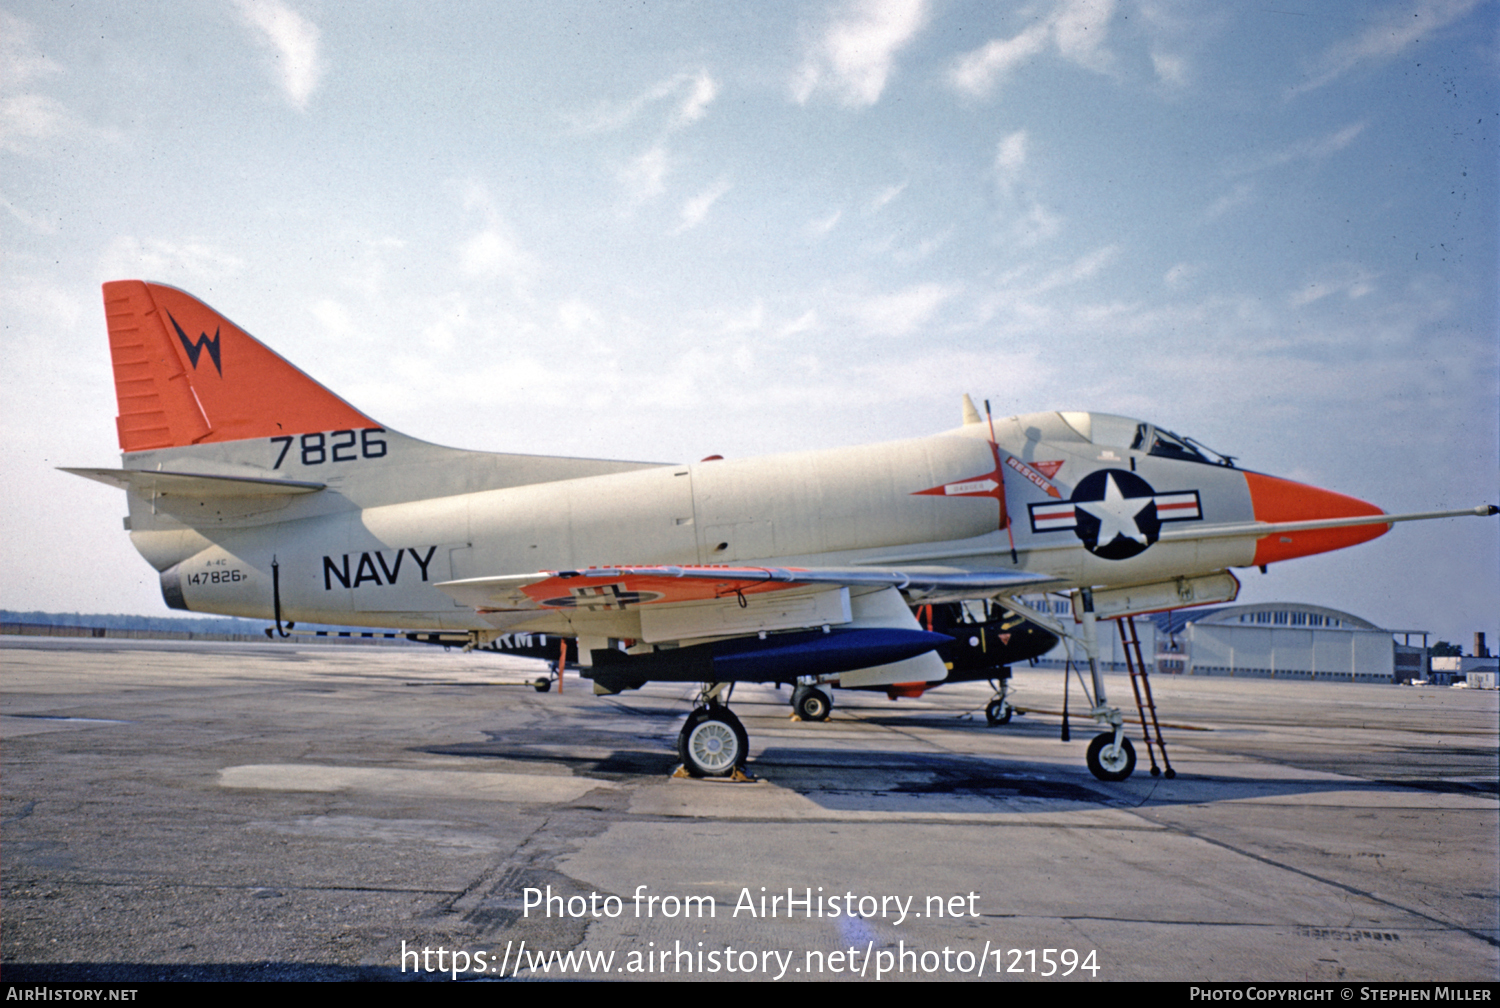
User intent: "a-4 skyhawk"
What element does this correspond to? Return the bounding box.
[66,282,1498,780]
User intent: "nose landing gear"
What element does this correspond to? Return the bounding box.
[1086,731,1136,782]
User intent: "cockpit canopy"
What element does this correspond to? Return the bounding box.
[1057,412,1235,467]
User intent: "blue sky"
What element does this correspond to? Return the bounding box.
[2,0,1495,646]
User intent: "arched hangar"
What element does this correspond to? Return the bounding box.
[1149,603,1427,683]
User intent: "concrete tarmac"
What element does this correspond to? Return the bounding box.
[2,636,1496,982]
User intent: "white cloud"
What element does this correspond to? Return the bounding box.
[948,0,1118,97]
[557,300,602,334]
[868,182,907,212]
[619,145,670,208]
[674,70,719,128]
[988,130,1058,249]
[846,281,959,337]
[99,236,246,283]
[459,230,530,279]
[806,209,843,237]
[578,69,720,132]
[1308,122,1368,159]
[776,310,820,340]
[792,0,930,108]
[1230,122,1367,176]
[897,228,951,263]
[994,130,1028,174]
[0,12,61,91]
[1289,0,1485,96]
[1203,180,1254,221]
[0,93,74,154]
[1163,262,1198,287]
[1150,51,1187,86]
[414,292,474,355]
[1009,201,1063,245]
[1053,0,1117,70]
[0,12,100,156]
[1289,264,1379,307]
[948,24,1050,96]
[1,191,59,235]
[1033,245,1118,293]
[674,177,733,233]
[233,0,323,111]
[456,182,535,284]
[309,298,359,341]
[994,130,1028,197]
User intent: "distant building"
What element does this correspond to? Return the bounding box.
[1430,655,1500,688]
[1147,603,1428,684]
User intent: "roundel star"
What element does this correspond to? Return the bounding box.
[1075,472,1153,549]
[1060,469,1169,560]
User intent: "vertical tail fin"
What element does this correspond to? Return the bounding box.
[104,281,377,452]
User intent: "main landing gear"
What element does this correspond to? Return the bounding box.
[790,683,832,721]
[676,685,752,780]
[984,671,1015,725]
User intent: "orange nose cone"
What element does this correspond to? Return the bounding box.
[1244,471,1388,565]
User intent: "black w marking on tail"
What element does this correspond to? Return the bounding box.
[168,312,222,375]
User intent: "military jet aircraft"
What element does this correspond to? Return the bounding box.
[787,600,1058,724]
[450,599,1057,727]
[66,281,1496,781]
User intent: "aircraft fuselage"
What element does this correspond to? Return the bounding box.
[128,411,1311,636]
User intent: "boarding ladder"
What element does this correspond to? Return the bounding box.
[1115,617,1175,778]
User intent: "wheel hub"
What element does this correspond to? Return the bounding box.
[688,721,739,772]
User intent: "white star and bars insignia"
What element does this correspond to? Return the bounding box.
[1029,490,1201,534]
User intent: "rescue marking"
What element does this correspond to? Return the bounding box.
[1005,456,1062,498]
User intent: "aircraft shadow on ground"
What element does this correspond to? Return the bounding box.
[420,728,682,777]
[416,727,1483,811]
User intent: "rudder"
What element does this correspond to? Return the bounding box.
[104,280,377,452]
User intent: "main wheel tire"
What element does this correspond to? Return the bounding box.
[792,685,831,722]
[985,699,1013,726]
[1086,732,1136,782]
[678,707,748,777]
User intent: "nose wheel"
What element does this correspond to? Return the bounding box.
[1086,732,1136,782]
[678,706,749,778]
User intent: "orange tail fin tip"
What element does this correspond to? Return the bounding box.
[104,280,377,453]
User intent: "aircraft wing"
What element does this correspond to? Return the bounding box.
[436,564,1058,613]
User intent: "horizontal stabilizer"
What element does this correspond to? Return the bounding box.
[61,467,325,498]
